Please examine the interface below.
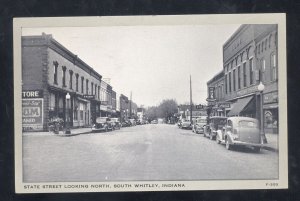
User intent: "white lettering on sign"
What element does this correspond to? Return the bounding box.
[23,107,40,117]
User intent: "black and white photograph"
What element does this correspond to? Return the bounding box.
[14,14,288,193]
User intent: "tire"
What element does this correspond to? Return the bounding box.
[216,136,221,144]
[253,147,261,153]
[209,134,213,140]
[225,139,231,150]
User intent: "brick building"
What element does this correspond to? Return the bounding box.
[206,24,278,133]
[22,33,102,131]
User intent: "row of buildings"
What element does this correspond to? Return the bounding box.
[206,24,278,134]
[22,33,138,131]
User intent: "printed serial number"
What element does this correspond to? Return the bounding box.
[266,183,279,187]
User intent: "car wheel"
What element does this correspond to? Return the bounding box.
[253,147,261,153]
[225,139,231,150]
[216,136,221,144]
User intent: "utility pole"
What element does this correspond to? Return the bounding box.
[190,75,193,122]
[130,91,132,118]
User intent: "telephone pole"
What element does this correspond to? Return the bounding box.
[130,91,132,118]
[190,75,193,122]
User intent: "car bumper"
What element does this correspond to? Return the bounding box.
[92,127,106,131]
[232,140,263,147]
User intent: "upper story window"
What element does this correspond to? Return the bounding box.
[249,58,254,85]
[75,74,79,92]
[233,69,236,91]
[237,66,241,90]
[225,74,228,94]
[91,82,94,95]
[53,61,58,85]
[260,59,266,82]
[69,70,73,89]
[271,53,277,81]
[229,71,232,93]
[98,86,100,99]
[86,79,89,94]
[243,62,247,87]
[62,66,67,87]
[81,77,84,93]
[95,84,97,97]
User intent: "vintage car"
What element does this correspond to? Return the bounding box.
[92,117,114,132]
[216,117,262,152]
[181,119,192,129]
[177,120,182,128]
[151,119,158,124]
[121,120,131,127]
[192,116,207,134]
[129,119,136,126]
[109,118,121,130]
[203,116,227,140]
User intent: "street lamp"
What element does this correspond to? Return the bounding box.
[65,93,71,134]
[257,81,267,144]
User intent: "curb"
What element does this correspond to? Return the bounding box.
[261,146,278,152]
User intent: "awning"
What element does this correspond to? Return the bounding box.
[227,96,254,117]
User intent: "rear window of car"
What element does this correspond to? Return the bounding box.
[96,118,107,123]
[238,120,258,128]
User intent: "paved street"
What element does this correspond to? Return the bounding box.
[23,124,278,182]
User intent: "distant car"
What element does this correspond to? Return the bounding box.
[109,118,121,130]
[151,120,158,124]
[136,119,141,125]
[192,116,207,134]
[92,117,114,132]
[121,120,131,127]
[129,119,136,126]
[203,116,227,140]
[177,120,182,128]
[181,120,192,129]
[216,117,263,152]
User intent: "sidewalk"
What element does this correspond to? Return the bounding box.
[23,127,92,136]
[262,133,278,152]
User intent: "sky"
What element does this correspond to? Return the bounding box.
[22,24,240,107]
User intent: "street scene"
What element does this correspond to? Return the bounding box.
[23,124,278,182]
[21,23,279,182]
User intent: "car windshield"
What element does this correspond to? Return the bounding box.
[238,120,258,128]
[96,118,107,123]
[110,118,118,122]
[214,119,226,125]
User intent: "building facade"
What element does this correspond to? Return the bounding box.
[206,24,278,133]
[22,33,102,131]
[206,70,226,116]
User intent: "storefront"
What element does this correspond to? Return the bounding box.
[263,91,278,134]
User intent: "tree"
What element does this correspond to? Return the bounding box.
[157,99,178,120]
[145,106,158,122]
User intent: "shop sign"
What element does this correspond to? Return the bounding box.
[83,95,95,99]
[236,85,258,97]
[218,103,231,108]
[100,101,108,105]
[206,87,216,102]
[22,99,43,131]
[263,92,278,104]
[100,105,107,111]
[22,90,43,98]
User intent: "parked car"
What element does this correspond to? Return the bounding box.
[192,116,207,134]
[92,117,114,132]
[177,120,182,128]
[109,118,121,130]
[121,120,131,127]
[129,119,136,126]
[151,119,158,124]
[203,116,227,140]
[216,117,262,152]
[181,119,192,129]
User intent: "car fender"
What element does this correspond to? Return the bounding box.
[216,130,223,140]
